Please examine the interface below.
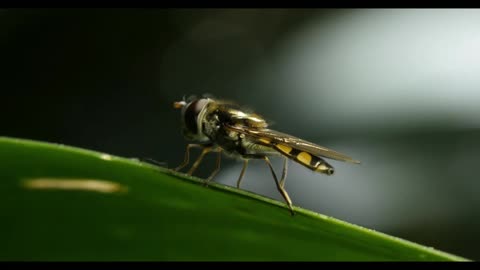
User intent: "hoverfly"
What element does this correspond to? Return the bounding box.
[173,95,360,215]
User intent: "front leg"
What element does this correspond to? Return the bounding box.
[204,149,223,186]
[187,145,221,176]
[174,143,209,172]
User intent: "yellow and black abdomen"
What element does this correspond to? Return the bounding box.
[274,143,335,175]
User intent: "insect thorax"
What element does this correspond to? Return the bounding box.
[200,103,276,159]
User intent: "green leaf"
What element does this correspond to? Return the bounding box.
[0,137,469,261]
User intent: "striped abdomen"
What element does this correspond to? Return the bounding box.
[270,142,335,175]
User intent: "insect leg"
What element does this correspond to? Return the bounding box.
[280,157,288,189]
[187,146,213,175]
[236,159,249,189]
[174,144,204,171]
[264,156,295,216]
[204,149,222,186]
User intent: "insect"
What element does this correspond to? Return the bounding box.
[173,95,360,215]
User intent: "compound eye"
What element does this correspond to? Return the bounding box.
[184,98,209,134]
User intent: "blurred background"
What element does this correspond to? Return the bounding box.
[1,8,479,260]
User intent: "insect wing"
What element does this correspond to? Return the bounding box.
[225,125,360,164]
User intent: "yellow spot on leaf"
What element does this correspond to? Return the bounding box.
[100,154,112,161]
[22,178,128,194]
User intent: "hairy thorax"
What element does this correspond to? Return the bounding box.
[201,103,278,159]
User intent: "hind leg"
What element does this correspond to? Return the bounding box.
[264,156,294,216]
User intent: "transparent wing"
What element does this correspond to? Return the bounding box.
[225,125,361,164]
